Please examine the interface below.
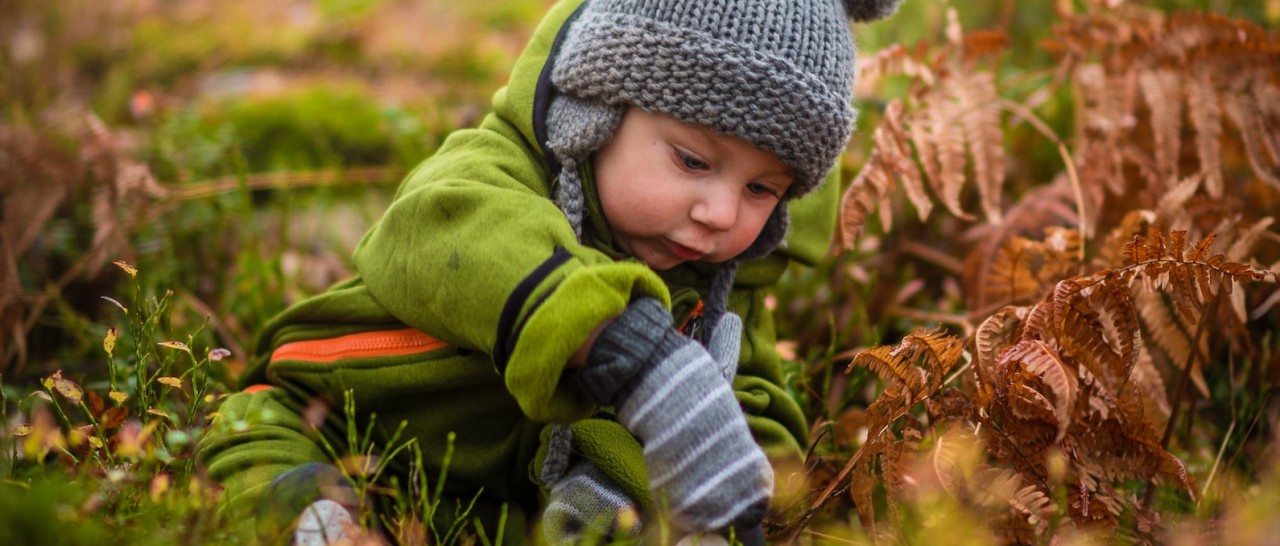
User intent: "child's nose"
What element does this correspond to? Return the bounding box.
[690,183,739,231]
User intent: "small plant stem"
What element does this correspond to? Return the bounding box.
[47,394,75,432]
[1199,420,1236,503]
[997,97,1088,260]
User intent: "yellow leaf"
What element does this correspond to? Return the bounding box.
[157,341,190,352]
[41,375,54,391]
[52,373,84,403]
[103,327,117,357]
[109,391,129,404]
[88,436,104,449]
[157,377,182,389]
[113,260,137,277]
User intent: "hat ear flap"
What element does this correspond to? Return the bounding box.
[736,205,790,261]
[841,0,902,22]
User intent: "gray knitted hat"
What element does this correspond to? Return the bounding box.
[545,0,900,328]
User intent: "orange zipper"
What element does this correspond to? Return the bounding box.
[678,299,705,335]
[270,328,448,364]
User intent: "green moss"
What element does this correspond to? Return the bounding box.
[197,85,433,172]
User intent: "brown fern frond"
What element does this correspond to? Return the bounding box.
[857,43,937,87]
[1226,217,1276,263]
[839,100,914,247]
[1153,175,1203,232]
[847,327,963,398]
[952,70,1007,222]
[1096,210,1155,269]
[999,340,1078,442]
[1138,68,1183,182]
[1185,71,1224,198]
[1135,289,1207,397]
[964,179,1084,318]
[1087,271,1142,388]
[884,108,933,223]
[920,86,970,219]
[1047,279,1131,394]
[974,306,1027,388]
[1131,343,1171,429]
[985,236,1042,307]
[847,339,926,395]
[1223,84,1280,190]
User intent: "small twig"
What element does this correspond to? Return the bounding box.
[900,239,965,275]
[1143,283,1224,509]
[943,359,972,387]
[997,97,1088,262]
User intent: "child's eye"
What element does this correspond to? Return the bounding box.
[747,182,781,200]
[675,149,709,171]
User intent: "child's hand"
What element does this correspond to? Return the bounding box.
[543,459,642,545]
[570,298,772,535]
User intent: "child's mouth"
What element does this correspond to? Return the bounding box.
[662,238,706,261]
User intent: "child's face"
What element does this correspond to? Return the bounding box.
[593,108,793,271]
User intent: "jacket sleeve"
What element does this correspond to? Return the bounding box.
[196,388,331,513]
[352,117,669,425]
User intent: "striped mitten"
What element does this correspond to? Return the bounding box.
[570,298,772,534]
[542,459,642,544]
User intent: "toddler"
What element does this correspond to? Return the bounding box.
[198,0,899,544]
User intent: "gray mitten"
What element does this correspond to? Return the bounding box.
[570,298,772,534]
[543,459,642,545]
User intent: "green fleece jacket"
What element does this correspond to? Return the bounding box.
[197,0,837,541]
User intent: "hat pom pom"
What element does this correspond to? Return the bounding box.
[842,0,902,22]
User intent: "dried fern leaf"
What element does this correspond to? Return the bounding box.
[999,340,1078,442]
[839,153,890,248]
[974,306,1027,387]
[1088,271,1142,386]
[953,70,1006,223]
[839,100,910,247]
[882,105,932,222]
[926,85,971,220]
[848,338,927,394]
[1223,87,1280,189]
[858,43,936,87]
[985,236,1043,308]
[1138,68,1184,182]
[1047,280,1132,395]
[1134,289,1207,397]
[1186,71,1224,198]
[1131,343,1171,430]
